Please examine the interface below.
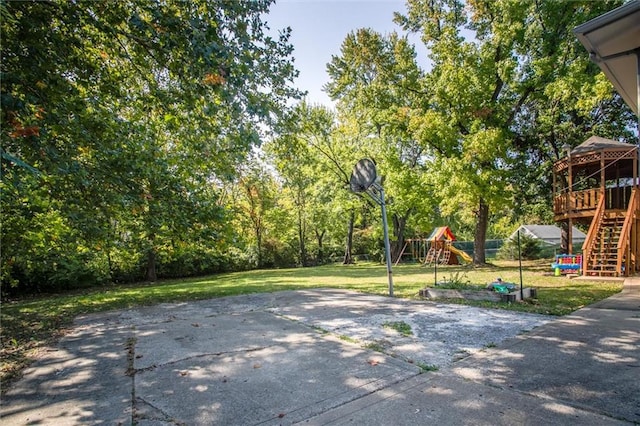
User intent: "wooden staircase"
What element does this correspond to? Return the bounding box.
[582,187,639,277]
[584,213,625,276]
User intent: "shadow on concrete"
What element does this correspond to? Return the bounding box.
[1,284,637,425]
[451,281,640,424]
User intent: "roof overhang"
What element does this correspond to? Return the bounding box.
[574,1,640,115]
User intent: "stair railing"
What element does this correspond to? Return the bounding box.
[616,187,638,276]
[582,192,606,273]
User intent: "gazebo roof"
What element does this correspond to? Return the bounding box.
[571,135,635,155]
[554,136,637,180]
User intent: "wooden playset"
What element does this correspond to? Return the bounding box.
[394,226,472,266]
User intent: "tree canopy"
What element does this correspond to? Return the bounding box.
[325,0,635,265]
[2,0,636,294]
[1,0,300,291]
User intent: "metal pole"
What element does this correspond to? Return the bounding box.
[379,187,394,297]
[434,243,437,287]
[518,230,524,300]
[567,149,573,255]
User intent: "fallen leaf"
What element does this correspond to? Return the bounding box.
[253,363,261,369]
[179,371,188,376]
[191,323,200,327]
[367,359,379,366]
[278,413,286,418]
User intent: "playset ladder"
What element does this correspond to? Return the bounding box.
[425,246,443,266]
[424,246,436,265]
[439,242,452,265]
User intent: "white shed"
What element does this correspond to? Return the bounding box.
[509,224,586,246]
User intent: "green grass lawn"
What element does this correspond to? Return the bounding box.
[0,259,624,390]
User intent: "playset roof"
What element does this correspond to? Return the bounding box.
[427,226,456,241]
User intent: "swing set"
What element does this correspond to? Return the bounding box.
[394,227,472,266]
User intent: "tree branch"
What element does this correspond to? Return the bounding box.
[505,86,533,127]
[490,46,503,103]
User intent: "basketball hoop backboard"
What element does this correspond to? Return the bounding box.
[350,159,377,193]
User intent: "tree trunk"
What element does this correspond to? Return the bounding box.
[391,209,412,264]
[107,249,113,281]
[343,209,355,264]
[145,182,158,281]
[315,229,326,265]
[146,246,157,282]
[298,207,307,267]
[560,221,569,254]
[473,198,489,265]
[145,191,158,281]
[256,229,262,269]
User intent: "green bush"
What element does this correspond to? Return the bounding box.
[157,247,223,278]
[244,238,298,269]
[1,248,111,296]
[1,207,112,295]
[497,234,543,260]
[435,270,474,288]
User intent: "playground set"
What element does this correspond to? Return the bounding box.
[395,226,472,266]
[551,254,583,275]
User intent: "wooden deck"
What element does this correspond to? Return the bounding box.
[554,186,634,221]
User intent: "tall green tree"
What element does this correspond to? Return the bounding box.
[268,102,370,264]
[235,160,279,269]
[326,29,442,261]
[395,0,634,264]
[1,0,300,290]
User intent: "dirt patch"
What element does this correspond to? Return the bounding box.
[265,289,554,368]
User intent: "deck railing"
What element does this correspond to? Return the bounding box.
[554,186,633,216]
